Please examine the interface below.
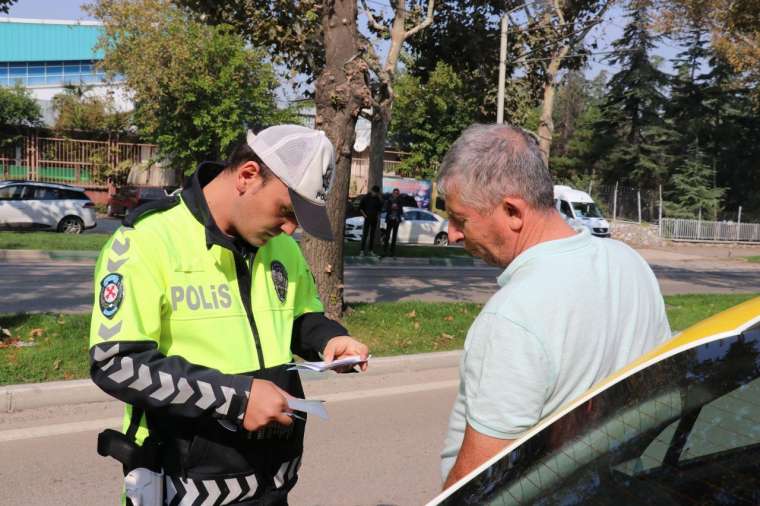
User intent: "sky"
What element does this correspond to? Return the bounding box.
[4,0,682,85]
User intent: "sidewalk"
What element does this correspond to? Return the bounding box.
[0,350,461,413]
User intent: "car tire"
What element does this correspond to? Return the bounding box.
[57,216,84,234]
[434,232,449,246]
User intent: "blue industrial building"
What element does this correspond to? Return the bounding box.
[0,17,127,123]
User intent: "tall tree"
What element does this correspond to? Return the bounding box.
[175,0,373,318]
[594,0,675,187]
[661,0,760,98]
[388,62,477,178]
[361,1,435,193]
[89,0,293,174]
[665,141,726,218]
[407,0,614,165]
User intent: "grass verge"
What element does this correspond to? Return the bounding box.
[0,231,469,258]
[1,294,757,385]
[0,231,110,251]
[745,256,760,263]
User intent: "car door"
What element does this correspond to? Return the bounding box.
[24,186,63,228]
[399,210,419,243]
[0,184,31,228]
[432,314,760,506]
[414,210,440,244]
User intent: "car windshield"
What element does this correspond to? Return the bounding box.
[439,329,760,505]
[572,202,603,218]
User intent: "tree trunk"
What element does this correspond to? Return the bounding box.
[301,0,371,319]
[537,47,569,167]
[368,105,389,190]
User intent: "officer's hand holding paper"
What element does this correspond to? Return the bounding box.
[288,355,370,373]
[317,335,370,373]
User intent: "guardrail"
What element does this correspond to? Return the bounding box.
[660,218,760,243]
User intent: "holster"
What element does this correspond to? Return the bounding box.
[97,429,162,474]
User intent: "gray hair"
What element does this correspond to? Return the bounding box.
[437,123,554,212]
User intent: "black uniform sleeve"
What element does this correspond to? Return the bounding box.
[90,340,252,423]
[290,313,348,361]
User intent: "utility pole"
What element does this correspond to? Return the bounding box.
[497,15,508,124]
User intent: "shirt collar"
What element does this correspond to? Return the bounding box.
[182,161,258,257]
[497,228,592,287]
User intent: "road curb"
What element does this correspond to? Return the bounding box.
[0,350,461,413]
[0,249,99,262]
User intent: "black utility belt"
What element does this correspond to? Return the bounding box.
[97,429,162,474]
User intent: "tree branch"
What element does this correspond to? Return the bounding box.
[361,0,387,33]
[404,0,435,39]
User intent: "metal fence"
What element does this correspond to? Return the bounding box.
[660,218,760,243]
[0,132,158,188]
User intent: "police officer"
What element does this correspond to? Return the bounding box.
[89,125,369,505]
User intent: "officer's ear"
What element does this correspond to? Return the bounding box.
[235,161,265,195]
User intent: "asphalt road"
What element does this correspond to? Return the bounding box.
[1,255,760,313]
[0,366,459,506]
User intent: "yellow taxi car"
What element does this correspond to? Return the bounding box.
[429,296,760,505]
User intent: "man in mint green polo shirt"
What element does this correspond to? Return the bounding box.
[438,124,671,489]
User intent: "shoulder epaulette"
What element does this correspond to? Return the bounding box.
[123,195,181,228]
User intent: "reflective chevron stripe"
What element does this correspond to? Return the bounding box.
[274,457,301,489]
[128,364,152,392]
[107,257,128,271]
[111,236,130,255]
[287,456,301,482]
[215,386,235,417]
[98,321,122,340]
[93,343,120,362]
[107,357,134,384]
[150,371,175,401]
[166,472,259,506]
[195,381,215,410]
[171,377,193,404]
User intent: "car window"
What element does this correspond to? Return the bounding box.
[30,187,61,200]
[60,189,87,200]
[573,202,603,218]
[415,211,437,222]
[404,210,421,221]
[559,200,573,218]
[438,332,760,506]
[0,185,21,200]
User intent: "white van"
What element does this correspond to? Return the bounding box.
[554,185,610,237]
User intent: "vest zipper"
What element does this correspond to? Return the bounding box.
[234,251,266,369]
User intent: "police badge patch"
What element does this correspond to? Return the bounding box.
[99,273,124,319]
[271,261,288,303]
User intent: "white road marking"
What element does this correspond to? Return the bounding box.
[0,380,459,443]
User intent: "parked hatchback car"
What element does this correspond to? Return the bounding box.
[0,180,96,233]
[429,296,760,506]
[107,186,177,217]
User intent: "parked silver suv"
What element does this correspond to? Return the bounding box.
[0,180,97,233]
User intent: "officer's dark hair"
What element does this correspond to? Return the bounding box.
[225,141,273,181]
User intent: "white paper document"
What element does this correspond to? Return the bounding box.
[288,355,369,373]
[287,398,329,420]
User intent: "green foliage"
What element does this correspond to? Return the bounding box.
[388,62,478,178]
[52,84,131,134]
[0,83,42,142]
[665,142,726,218]
[594,1,677,188]
[90,0,299,174]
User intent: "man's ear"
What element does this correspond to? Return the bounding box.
[235,161,263,194]
[502,197,528,232]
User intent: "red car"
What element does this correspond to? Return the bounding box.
[107,186,178,217]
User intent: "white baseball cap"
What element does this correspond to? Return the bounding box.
[246,125,336,241]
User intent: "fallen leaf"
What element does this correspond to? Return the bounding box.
[441,333,455,340]
[443,315,454,321]
[414,322,420,330]
[53,359,62,370]
[30,328,44,338]
[63,372,74,380]
[406,310,417,318]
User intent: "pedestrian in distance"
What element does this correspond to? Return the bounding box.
[438,123,671,490]
[89,124,369,506]
[382,188,404,257]
[359,185,383,256]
